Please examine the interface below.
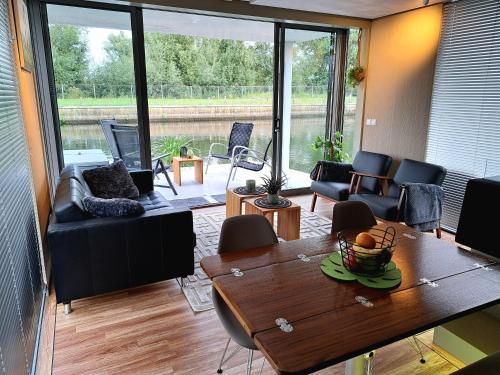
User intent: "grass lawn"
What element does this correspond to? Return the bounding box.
[57,95,357,107]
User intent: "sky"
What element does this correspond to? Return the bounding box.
[87,28,131,65]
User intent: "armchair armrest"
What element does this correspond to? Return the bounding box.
[208,143,228,156]
[130,169,153,194]
[310,161,353,182]
[349,171,392,195]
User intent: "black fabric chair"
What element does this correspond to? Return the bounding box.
[349,159,447,224]
[100,119,177,195]
[331,201,377,235]
[452,352,500,375]
[47,165,195,313]
[214,215,278,375]
[226,139,273,189]
[205,122,254,175]
[310,150,393,211]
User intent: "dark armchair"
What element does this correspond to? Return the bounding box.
[310,151,393,211]
[349,159,447,236]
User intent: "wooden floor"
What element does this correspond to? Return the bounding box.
[37,194,459,375]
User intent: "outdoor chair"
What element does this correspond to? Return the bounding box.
[349,158,447,237]
[214,215,278,374]
[226,139,272,189]
[100,119,177,195]
[205,122,254,176]
[310,151,393,212]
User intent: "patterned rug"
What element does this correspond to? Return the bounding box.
[183,208,332,312]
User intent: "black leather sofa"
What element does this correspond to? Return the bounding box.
[310,151,393,211]
[47,165,195,308]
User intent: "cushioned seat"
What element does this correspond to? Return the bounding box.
[135,191,171,211]
[311,181,351,201]
[349,194,400,220]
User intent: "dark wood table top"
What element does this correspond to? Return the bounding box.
[200,222,500,374]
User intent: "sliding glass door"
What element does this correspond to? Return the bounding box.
[45,4,144,168]
[274,25,339,190]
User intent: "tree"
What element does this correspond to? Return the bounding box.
[49,25,88,85]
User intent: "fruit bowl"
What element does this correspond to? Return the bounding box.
[337,227,396,276]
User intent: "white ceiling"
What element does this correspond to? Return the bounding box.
[252,0,447,19]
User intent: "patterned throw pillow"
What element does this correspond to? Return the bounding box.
[82,160,140,199]
[82,196,145,218]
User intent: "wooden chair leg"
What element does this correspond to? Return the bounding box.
[436,227,442,239]
[310,193,318,212]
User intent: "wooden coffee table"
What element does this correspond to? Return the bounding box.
[244,197,301,241]
[172,156,203,186]
[226,188,266,218]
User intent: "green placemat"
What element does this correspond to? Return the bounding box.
[320,252,402,289]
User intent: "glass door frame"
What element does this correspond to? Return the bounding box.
[39,0,152,170]
[272,23,348,188]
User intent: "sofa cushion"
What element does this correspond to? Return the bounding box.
[83,196,145,217]
[349,194,400,220]
[388,159,447,197]
[352,151,393,193]
[82,160,140,199]
[135,191,171,211]
[311,181,351,201]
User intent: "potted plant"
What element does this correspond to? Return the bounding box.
[261,174,287,205]
[347,65,365,87]
[312,131,349,163]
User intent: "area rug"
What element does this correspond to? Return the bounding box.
[182,208,332,312]
[167,196,212,209]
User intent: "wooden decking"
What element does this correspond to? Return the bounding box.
[37,195,459,375]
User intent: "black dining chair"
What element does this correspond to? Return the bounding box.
[100,119,177,195]
[214,215,278,375]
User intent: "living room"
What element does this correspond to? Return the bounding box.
[1,0,499,374]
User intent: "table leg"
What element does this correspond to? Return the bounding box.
[172,159,181,186]
[277,207,300,241]
[344,355,365,375]
[194,160,203,184]
[226,192,242,218]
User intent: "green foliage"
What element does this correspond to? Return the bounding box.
[49,25,88,85]
[292,36,331,86]
[261,173,287,195]
[152,136,195,164]
[347,65,365,87]
[312,131,349,162]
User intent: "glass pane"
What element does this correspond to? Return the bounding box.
[143,10,275,197]
[46,5,140,168]
[343,28,362,162]
[282,29,334,189]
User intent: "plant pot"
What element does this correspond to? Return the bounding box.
[267,193,279,204]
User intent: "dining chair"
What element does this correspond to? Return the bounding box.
[331,200,426,366]
[214,215,278,374]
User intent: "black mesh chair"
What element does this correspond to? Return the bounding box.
[214,215,278,375]
[226,139,272,189]
[205,122,254,175]
[100,119,177,195]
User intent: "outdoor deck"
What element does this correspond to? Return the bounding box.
[155,160,311,201]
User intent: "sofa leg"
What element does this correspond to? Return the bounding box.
[310,193,318,212]
[63,302,72,315]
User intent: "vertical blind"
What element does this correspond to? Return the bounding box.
[426,0,500,231]
[0,0,44,373]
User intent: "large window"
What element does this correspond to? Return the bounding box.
[426,0,500,231]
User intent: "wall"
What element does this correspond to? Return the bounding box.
[361,5,443,171]
[10,0,51,237]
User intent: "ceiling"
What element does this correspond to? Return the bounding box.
[252,0,447,19]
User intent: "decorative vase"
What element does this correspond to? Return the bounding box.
[267,193,279,205]
[179,146,187,157]
[246,179,256,192]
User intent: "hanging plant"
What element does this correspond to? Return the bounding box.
[347,65,365,87]
[347,29,365,87]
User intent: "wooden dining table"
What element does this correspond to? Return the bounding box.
[201,223,500,375]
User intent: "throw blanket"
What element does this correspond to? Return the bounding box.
[404,183,444,232]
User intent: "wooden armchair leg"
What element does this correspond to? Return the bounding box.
[311,193,318,212]
[435,227,442,239]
